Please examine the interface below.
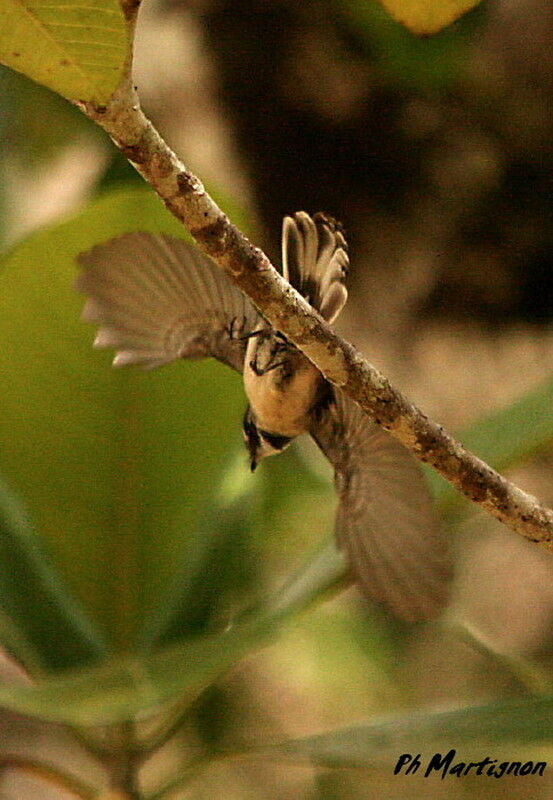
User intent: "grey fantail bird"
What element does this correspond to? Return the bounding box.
[76,211,450,621]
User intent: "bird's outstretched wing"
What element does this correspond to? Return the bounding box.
[76,233,260,371]
[310,390,450,621]
[281,212,349,323]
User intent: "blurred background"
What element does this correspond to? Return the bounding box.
[0,0,553,797]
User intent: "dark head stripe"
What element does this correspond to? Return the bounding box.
[259,430,292,450]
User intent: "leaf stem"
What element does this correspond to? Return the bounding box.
[106,721,142,799]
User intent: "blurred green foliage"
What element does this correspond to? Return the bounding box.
[0,187,246,650]
[337,0,486,89]
[426,376,553,513]
[0,66,97,167]
[0,475,108,673]
[261,692,553,765]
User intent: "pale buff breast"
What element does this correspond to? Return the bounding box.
[243,351,323,438]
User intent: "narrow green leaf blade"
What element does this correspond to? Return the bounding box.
[262,538,349,624]
[0,476,109,672]
[259,695,553,767]
[0,617,273,725]
[456,377,553,473]
[0,0,127,102]
[0,525,349,723]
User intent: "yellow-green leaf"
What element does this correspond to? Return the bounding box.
[0,0,127,102]
[377,0,482,35]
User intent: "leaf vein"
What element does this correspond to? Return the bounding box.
[54,38,125,49]
[26,4,121,14]
[41,22,123,33]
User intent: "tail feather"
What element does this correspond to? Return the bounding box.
[281,211,349,324]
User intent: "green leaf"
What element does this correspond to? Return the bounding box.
[0,65,98,168]
[452,620,553,696]
[0,541,345,724]
[0,186,247,653]
[376,0,483,35]
[259,694,553,767]
[427,376,553,510]
[455,377,553,474]
[0,618,271,725]
[0,475,108,673]
[0,489,352,723]
[261,537,349,624]
[0,0,127,102]
[338,0,483,89]
[140,449,262,650]
[145,451,347,650]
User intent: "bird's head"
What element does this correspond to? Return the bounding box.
[242,406,292,471]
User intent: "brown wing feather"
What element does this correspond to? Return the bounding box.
[75,233,260,372]
[310,389,451,621]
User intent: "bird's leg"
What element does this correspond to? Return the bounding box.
[263,359,287,373]
[239,329,269,342]
[227,316,248,341]
[248,358,287,376]
[247,329,291,375]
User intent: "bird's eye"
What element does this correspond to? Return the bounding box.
[259,430,291,450]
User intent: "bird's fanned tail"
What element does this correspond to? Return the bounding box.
[281,211,349,324]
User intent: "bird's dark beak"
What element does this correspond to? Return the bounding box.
[250,457,257,472]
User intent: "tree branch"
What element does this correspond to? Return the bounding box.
[75,82,553,551]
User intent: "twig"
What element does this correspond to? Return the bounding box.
[73,40,553,551]
[105,721,141,800]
